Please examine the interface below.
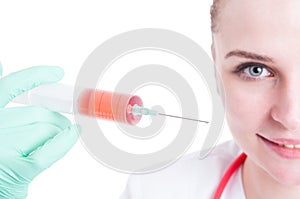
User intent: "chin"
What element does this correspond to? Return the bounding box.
[268,164,300,186]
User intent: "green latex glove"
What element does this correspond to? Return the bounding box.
[0,66,79,199]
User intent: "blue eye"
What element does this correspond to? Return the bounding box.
[246,65,270,77]
[234,62,274,80]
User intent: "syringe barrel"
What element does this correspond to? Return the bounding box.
[78,89,143,125]
[13,84,143,125]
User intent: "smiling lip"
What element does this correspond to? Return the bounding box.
[257,134,300,159]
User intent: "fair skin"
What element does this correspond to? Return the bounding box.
[212,0,300,198]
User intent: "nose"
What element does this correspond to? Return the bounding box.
[271,80,300,132]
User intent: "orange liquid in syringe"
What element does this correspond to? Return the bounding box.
[78,89,143,125]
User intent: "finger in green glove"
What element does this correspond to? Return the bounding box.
[0,66,79,199]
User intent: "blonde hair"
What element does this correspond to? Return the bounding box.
[210,0,223,32]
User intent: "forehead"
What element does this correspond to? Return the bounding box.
[219,0,300,31]
[216,0,300,57]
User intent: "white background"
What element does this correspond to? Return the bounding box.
[0,0,232,198]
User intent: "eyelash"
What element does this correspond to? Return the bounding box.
[233,62,275,81]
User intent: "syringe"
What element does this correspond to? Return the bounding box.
[13,84,209,125]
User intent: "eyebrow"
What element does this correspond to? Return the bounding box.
[225,50,274,63]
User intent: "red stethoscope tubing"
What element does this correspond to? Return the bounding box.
[213,153,247,199]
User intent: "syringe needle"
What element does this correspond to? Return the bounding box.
[158,113,209,124]
[131,104,209,124]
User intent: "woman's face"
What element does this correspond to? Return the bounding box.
[213,0,300,185]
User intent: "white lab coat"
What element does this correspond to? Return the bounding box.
[120,141,246,199]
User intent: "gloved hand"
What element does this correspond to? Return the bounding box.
[0,65,79,199]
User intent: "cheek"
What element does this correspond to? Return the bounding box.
[223,81,273,141]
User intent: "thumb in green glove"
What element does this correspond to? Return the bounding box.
[0,66,79,199]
